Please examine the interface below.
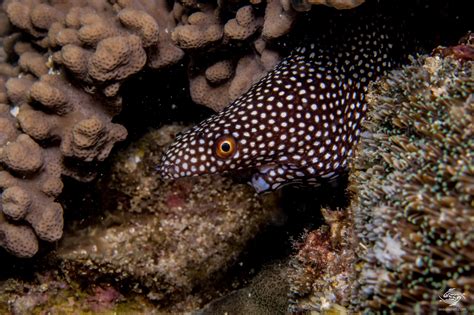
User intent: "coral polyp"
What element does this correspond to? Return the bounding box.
[350,45,473,312]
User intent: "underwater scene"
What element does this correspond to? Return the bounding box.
[0,0,472,313]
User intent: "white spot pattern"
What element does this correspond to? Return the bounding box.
[160,15,397,192]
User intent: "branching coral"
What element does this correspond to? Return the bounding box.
[0,0,143,256]
[0,0,191,256]
[174,0,365,110]
[0,44,128,256]
[175,0,290,111]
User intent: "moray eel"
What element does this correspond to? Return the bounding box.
[160,11,401,193]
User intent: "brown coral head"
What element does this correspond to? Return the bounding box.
[118,8,159,47]
[29,81,72,115]
[1,186,31,220]
[0,134,44,174]
[72,116,106,149]
[0,222,39,257]
[88,35,147,82]
[30,4,63,30]
[26,201,63,242]
[59,44,90,80]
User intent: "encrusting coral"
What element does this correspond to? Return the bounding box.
[0,270,161,313]
[0,3,471,314]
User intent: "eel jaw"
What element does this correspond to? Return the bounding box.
[250,173,272,193]
[249,164,285,193]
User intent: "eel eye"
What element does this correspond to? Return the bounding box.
[215,135,236,159]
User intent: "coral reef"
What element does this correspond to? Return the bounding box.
[52,125,280,310]
[159,8,400,191]
[0,51,127,257]
[349,42,473,313]
[0,2,471,314]
[0,0,374,257]
[0,0,158,256]
[0,0,362,258]
[286,39,473,313]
